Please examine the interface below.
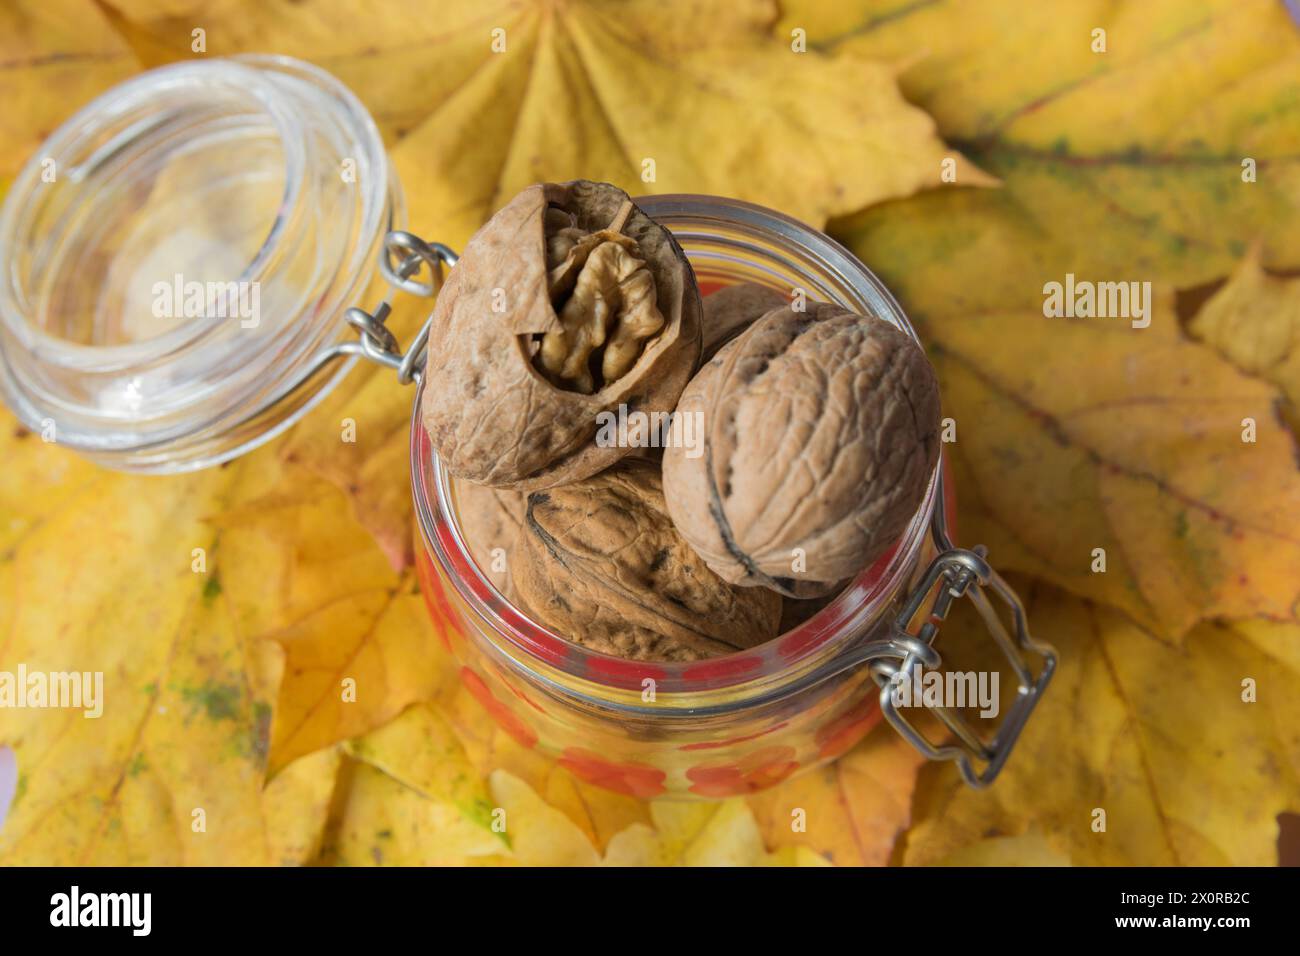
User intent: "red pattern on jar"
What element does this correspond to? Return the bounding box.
[686,745,800,797]
[585,654,668,688]
[558,747,667,799]
[681,652,763,684]
[416,549,457,652]
[814,695,883,761]
[678,722,790,752]
[494,666,549,716]
[459,667,538,749]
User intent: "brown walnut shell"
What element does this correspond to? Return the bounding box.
[421,181,702,491]
[454,481,526,598]
[701,282,788,362]
[510,461,782,662]
[662,303,941,598]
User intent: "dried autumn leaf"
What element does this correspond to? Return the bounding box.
[108,0,985,249]
[280,327,422,572]
[819,7,1300,634]
[319,703,510,865]
[320,761,510,866]
[927,833,1071,867]
[1187,246,1300,431]
[206,476,456,775]
[601,798,831,867]
[902,582,1300,866]
[945,301,1300,636]
[0,0,140,180]
[263,747,343,865]
[794,0,1300,283]
[343,703,498,831]
[0,434,282,864]
[432,678,653,852]
[746,727,926,867]
[487,770,832,866]
[0,421,443,863]
[488,770,602,866]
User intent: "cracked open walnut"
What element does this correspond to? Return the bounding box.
[421,180,702,491]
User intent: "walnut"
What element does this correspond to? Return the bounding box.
[454,481,526,597]
[662,303,941,598]
[701,282,787,362]
[509,461,782,662]
[421,181,702,491]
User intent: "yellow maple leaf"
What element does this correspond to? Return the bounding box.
[902,581,1300,866]
[0,0,141,180]
[791,0,1300,284]
[0,424,444,863]
[0,434,283,864]
[820,5,1300,633]
[601,795,830,867]
[264,747,343,865]
[747,727,925,866]
[488,769,832,866]
[103,0,986,247]
[1188,246,1300,432]
[321,762,510,866]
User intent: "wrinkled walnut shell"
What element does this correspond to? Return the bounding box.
[455,481,526,598]
[421,181,702,491]
[510,461,782,662]
[663,303,941,598]
[701,282,788,362]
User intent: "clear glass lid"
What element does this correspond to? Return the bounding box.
[0,55,399,472]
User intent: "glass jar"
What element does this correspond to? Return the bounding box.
[412,196,946,797]
[0,56,1055,798]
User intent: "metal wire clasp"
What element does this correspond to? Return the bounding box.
[858,471,1058,788]
[328,230,459,385]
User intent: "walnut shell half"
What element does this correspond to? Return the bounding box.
[510,461,782,662]
[662,303,941,598]
[421,181,702,491]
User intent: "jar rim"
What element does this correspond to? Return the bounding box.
[0,55,397,471]
[410,193,941,706]
[0,58,305,366]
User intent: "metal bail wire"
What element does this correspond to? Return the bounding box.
[865,469,1058,788]
[305,230,458,386]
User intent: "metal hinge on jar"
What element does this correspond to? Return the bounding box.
[308,230,458,386]
[866,486,1058,788]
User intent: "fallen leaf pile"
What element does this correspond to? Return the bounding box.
[0,0,1297,866]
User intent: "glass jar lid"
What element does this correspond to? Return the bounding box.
[0,55,400,472]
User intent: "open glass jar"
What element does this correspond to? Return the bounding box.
[0,56,1055,797]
